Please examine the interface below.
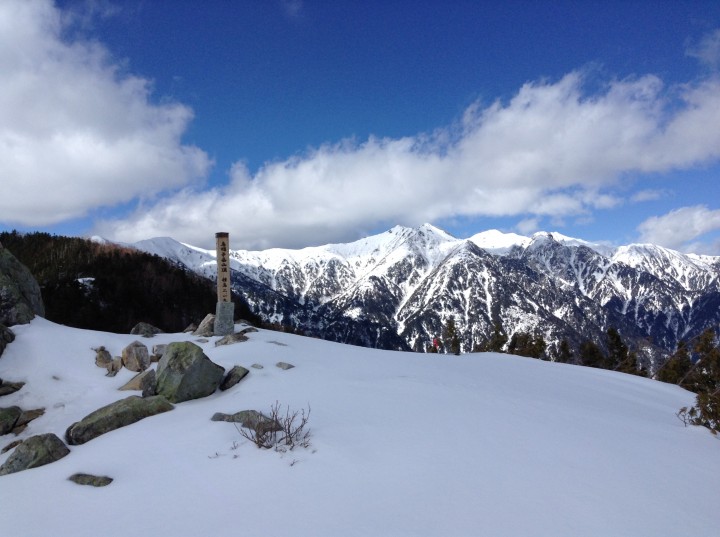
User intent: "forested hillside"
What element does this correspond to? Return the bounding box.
[0,231,259,333]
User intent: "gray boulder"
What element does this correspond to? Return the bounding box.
[130,322,163,338]
[119,369,156,397]
[220,365,249,391]
[105,357,123,377]
[0,324,15,358]
[65,395,173,445]
[0,244,44,327]
[0,433,70,476]
[68,473,113,487]
[210,410,281,433]
[0,380,24,397]
[192,314,215,337]
[215,332,248,347]
[94,346,113,368]
[151,343,168,361]
[0,406,22,435]
[12,407,45,434]
[156,342,225,403]
[121,341,150,372]
[276,362,295,370]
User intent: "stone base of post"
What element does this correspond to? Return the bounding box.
[214,301,235,336]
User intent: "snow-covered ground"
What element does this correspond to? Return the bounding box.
[1,318,719,537]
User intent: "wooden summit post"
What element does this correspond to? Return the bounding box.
[214,232,235,336]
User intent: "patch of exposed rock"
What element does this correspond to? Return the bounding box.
[0,324,15,358]
[119,369,156,397]
[94,346,113,368]
[121,341,150,372]
[220,366,249,391]
[192,314,215,337]
[68,473,113,487]
[155,342,224,403]
[130,322,164,338]
[0,244,44,327]
[0,379,24,397]
[211,410,281,433]
[215,332,248,347]
[65,395,173,445]
[0,433,70,476]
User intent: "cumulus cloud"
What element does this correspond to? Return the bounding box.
[98,69,720,249]
[0,0,211,226]
[637,205,720,253]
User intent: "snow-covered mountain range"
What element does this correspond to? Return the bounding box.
[131,224,720,363]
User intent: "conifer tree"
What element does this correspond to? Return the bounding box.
[555,339,573,364]
[656,340,692,384]
[443,317,461,355]
[480,320,508,352]
[578,340,605,369]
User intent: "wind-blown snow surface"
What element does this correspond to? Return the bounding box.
[1,319,719,537]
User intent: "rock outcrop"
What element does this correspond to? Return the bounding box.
[0,433,70,476]
[0,379,24,397]
[220,366,249,391]
[94,346,113,368]
[211,410,281,433]
[155,342,225,403]
[0,243,44,327]
[119,369,156,397]
[0,406,22,435]
[0,324,15,358]
[192,314,215,337]
[68,473,113,487]
[121,341,150,372]
[65,395,173,445]
[215,332,248,347]
[130,322,163,338]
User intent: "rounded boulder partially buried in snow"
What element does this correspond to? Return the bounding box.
[155,342,225,403]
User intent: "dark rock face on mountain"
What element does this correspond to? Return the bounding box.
[0,242,44,327]
[133,225,720,365]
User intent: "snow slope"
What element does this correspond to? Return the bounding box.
[1,319,718,537]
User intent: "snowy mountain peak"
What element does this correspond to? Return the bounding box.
[129,224,720,357]
[468,229,531,254]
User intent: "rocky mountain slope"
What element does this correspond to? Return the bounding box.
[132,224,720,364]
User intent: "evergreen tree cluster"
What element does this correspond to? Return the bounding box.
[659,328,720,435]
[0,231,260,333]
[570,327,647,376]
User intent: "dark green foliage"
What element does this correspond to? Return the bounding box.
[443,317,461,355]
[554,339,573,364]
[478,320,508,352]
[656,341,692,385]
[507,331,546,359]
[578,340,606,369]
[606,327,643,375]
[678,392,720,435]
[673,328,720,435]
[0,231,260,333]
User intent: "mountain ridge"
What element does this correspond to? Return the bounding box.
[129,225,720,364]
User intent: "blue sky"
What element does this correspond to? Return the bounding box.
[2,0,720,253]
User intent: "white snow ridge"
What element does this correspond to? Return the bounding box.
[1,318,719,537]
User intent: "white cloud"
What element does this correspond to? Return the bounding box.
[515,218,540,235]
[0,0,211,226]
[98,69,720,249]
[637,205,720,253]
[630,189,668,203]
[687,28,720,71]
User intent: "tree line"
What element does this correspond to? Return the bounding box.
[0,231,260,333]
[432,315,720,435]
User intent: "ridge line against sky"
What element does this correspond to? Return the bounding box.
[1,0,720,253]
